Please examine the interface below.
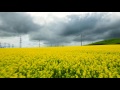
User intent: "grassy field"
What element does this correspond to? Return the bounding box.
[0,45,120,78]
[89,38,120,45]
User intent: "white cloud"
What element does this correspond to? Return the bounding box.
[26,12,87,25]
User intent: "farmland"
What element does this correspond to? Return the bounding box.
[0,45,120,78]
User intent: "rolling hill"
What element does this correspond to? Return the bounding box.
[88,38,120,45]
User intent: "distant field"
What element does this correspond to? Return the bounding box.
[0,45,120,78]
[89,38,120,45]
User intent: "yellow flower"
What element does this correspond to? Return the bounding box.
[0,45,120,78]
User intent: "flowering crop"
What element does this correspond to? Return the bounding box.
[0,45,120,78]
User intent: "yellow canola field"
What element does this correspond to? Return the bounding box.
[0,45,120,78]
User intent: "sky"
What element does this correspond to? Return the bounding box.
[0,12,120,47]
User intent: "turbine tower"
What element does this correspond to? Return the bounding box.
[81,34,82,46]
[20,35,22,48]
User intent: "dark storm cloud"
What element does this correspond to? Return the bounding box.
[0,12,40,37]
[66,12,120,42]
[29,17,72,45]
[31,12,120,45]
[61,13,105,36]
[2,12,120,46]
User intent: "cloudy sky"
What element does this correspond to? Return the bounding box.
[0,12,120,47]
